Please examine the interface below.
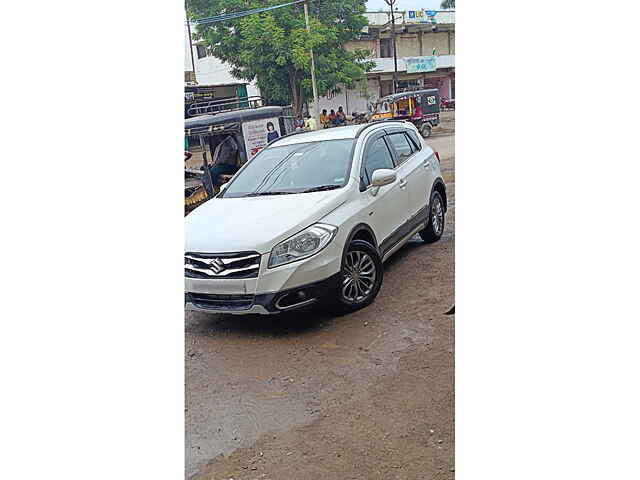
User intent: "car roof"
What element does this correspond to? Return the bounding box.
[272,121,411,147]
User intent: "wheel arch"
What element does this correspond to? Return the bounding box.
[431,178,448,212]
[342,223,380,266]
[346,223,378,249]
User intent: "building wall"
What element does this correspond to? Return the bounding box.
[396,34,421,57]
[344,39,377,56]
[316,78,379,116]
[421,73,454,99]
[418,31,452,56]
[344,30,454,58]
[375,30,454,57]
[184,14,194,72]
[185,22,260,96]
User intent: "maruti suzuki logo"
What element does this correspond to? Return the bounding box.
[209,258,226,274]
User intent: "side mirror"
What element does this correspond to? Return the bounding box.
[371,169,397,188]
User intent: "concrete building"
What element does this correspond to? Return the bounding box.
[184,9,454,116]
[316,9,455,115]
[184,19,260,97]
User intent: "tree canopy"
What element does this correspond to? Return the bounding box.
[440,0,455,9]
[187,0,374,114]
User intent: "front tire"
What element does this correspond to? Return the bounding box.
[331,239,383,314]
[420,190,445,243]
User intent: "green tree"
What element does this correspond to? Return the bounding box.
[440,0,455,9]
[187,0,374,115]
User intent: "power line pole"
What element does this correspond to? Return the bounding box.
[304,0,320,127]
[384,0,398,94]
[186,21,197,81]
[185,3,196,82]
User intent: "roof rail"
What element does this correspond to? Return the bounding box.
[355,119,409,138]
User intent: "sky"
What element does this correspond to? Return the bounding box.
[365,0,444,12]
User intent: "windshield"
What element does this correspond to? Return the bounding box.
[221,139,355,198]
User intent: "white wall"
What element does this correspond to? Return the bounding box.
[193,55,260,97]
[184,15,193,72]
[316,78,380,116]
[185,21,260,97]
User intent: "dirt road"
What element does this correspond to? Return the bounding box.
[185,114,455,479]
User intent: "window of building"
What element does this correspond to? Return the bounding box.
[196,45,207,59]
[397,80,422,91]
[380,38,392,58]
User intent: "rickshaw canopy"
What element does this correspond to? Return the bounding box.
[184,106,286,136]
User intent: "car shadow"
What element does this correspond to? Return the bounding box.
[186,305,335,338]
[382,236,427,269]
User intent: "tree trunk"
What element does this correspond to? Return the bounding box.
[298,82,305,116]
[289,70,304,117]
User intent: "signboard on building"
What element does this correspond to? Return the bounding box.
[407,9,438,23]
[405,56,437,73]
[241,117,282,160]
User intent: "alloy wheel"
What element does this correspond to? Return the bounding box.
[431,196,444,236]
[341,250,377,303]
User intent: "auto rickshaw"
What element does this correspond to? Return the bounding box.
[370,88,440,138]
[184,105,294,214]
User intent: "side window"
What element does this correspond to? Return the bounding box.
[387,133,415,165]
[406,129,422,151]
[362,137,394,187]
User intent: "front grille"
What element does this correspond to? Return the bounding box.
[185,251,261,279]
[187,293,255,311]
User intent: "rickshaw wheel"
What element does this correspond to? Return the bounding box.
[420,123,432,138]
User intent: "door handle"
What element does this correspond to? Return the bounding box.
[399,179,408,189]
[423,161,430,169]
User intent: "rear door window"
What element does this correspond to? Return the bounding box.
[406,130,422,151]
[386,133,415,166]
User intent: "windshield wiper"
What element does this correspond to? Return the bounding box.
[301,185,341,193]
[245,191,295,197]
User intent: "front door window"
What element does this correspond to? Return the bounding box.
[362,137,395,187]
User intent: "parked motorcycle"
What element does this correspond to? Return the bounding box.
[351,111,368,124]
[440,98,455,111]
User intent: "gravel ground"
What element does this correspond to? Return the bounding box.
[185,112,455,479]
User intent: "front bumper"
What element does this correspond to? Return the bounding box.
[185,240,344,315]
[185,273,341,315]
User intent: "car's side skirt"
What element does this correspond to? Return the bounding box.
[381,223,426,263]
[380,205,429,262]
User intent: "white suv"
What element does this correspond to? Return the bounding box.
[185,121,447,315]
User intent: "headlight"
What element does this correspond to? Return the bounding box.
[268,223,338,268]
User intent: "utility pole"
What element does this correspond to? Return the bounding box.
[384,0,398,94]
[185,3,196,83]
[186,20,197,81]
[304,0,320,127]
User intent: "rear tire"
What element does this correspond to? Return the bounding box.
[420,123,432,138]
[330,239,383,314]
[420,190,445,243]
